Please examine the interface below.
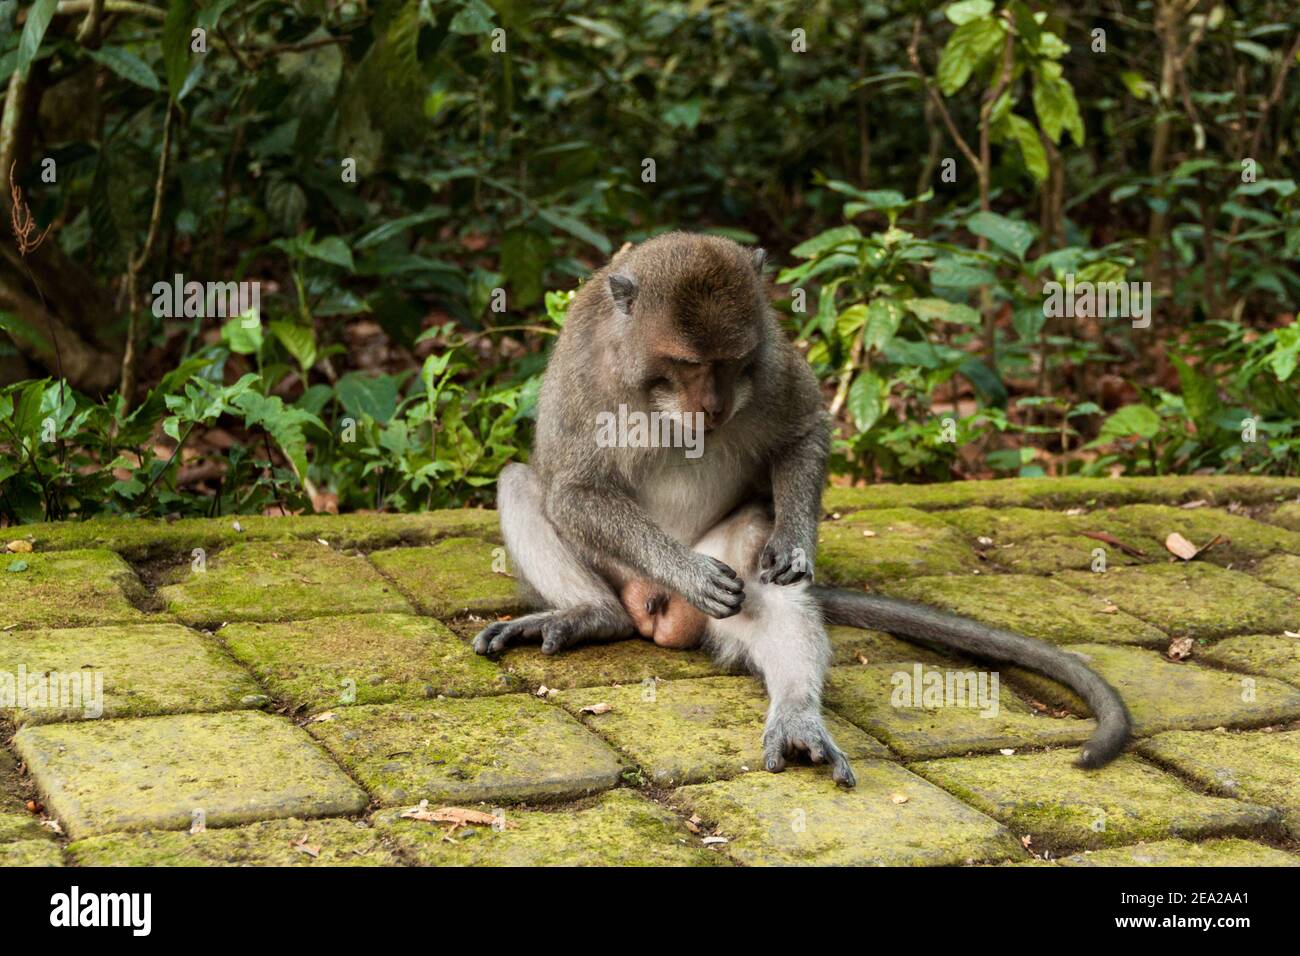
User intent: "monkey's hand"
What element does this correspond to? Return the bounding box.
[758,531,814,586]
[677,553,745,619]
[763,706,855,787]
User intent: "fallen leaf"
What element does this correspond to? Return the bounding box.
[400,802,517,829]
[1167,636,1195,661]
[1180,499,1208,509]
[685,815,703,834]
[5,540,32,553]
[291,837,321,858]
[1020,834,1033,849]
[307,711,336,723]
[999,749,1016,756]
[24,800,41,814]
[977,536,994,546]
[581,702,612,715]
[856,653,870,665]
[1078,530,1147,558]
[890,793,909,804]
[862,530,877,538]
[1064,507,1086,516]
[1099,603,1119,615]
[701,836,729,846]
[1164,532,1200,560]
[534,685,550,698]
[1284,630,1299,638]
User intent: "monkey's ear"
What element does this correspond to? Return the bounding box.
[751,247,767,275]
[608,273,637,314]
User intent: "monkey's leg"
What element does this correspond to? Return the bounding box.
[472,463,635,656]
[697,505,855,787]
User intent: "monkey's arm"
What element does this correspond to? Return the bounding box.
[759,412,830,585]
[545,482,745,619]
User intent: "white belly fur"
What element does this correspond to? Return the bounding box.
[638,452,749,546]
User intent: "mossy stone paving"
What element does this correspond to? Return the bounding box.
[670,762,1023,866]
[485,633,723,690]
[13,711,368,840]
[1054,837,1299,867]
[373,789,723,866]
[1103,504,1300,569]
[909,750,1279,853]
[825,663,1095,759]
[68,818,402,866]
[1005,643,1300,736]
[0,839,63,866]
[1254,554,1300,595]
[882,574,1165,646]
[1138,729,1300,839]
[220,613,509,712]
[0,811,51,843]
[1199,633,1300,687]
[938,506,1154,573]
[558,676,889,786]
[0,549,151,629]
[827,624,962,667]
[1056,562,1299,639]
[157,539,412,625]
[369,536,525,617]
[0,746,29,815]
[306,693,624,806]
[817,508,979,586]
[0,624,263,725]
[1267,501,1300,532]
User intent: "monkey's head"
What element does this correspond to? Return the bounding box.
[605,233,771,431]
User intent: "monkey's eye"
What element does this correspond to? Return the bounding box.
[646,376,670,393]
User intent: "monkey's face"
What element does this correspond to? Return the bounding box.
[644,352,757,431]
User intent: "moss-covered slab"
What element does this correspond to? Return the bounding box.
[670,762,1022,866]
[557,676,889,786]
[0,623,262,725]
[1104,504,1300,569]
[68,818,402,866]
[0,810,51,843]
[157,539,412,626]
[817,509,980,586]
[1056,838,1299,867]
[823,476,1300,516]
[306,694,624,806]
[828,625,960,666]
[0,549,152,630]
[1138,729,1300,839]
[220,613,508,712]
[1057,562,1299,640]
[13,711,367,839]
[1006,643,1300,735]
[1199,634,1300,687]
[938,507,1153,573]
[1253,554,1300,595]
[0,839,62,866]
[882,574,1165,646]
[825,663,1095,759]
[27,510,502,559]
[0,746,28,815]
[1265,501,1300,533]
[373,789,722,866]
[368,538,526,617]
[909,750,1278,852]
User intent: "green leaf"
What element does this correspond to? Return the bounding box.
[16,0,56,80]
[304,236,355,271]
[1032,73,1085,145]
[336,372,399,424]
[966,211,1035,259]
[1171,355,1220,434]
[847,372,887,433]
[864,298,903,351]
[270,321,318,374]
[937,18,1005,96]
[1003,113,1048,182]
[85,47,162,92]
[945,0,994,25]
[1096,404,1161,444]
[221,317,263,356]
[163,0,197,100]
[906,298,981,326]
[791,226,861,259]
[537,209,611,255]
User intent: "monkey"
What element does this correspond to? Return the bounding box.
[472,232,1131,786]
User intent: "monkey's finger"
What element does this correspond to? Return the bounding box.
[769,565,810,586]
[827,746,856,788]
[762,737,787,773]
[707,557,741,581]
[472,622,506,655]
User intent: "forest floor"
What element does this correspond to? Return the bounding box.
[2,475,1299,866]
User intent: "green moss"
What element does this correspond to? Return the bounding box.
[368,538,526,617]
[479,630,723,690]
[0,746,28,815]
[0,549,153,629]
[938,506,1154,573]
[220,613,510,712]
[0,839,62,866]
[1104,504,1300,569]
[883,574,1166,646]
[817,508,979,586]
[828,625,962,667]
[306,694,624,806]
[670,762,1023,866]
[1056,837,1299,867]
[158,539,412,626]
[556,676,889,786]
[1253,553,1300,595]
[1199,633,1300,688]
[1264,501,1300,532]
[1006,643,1300,735]
[909,750,1278,853]
[68,818,402,866]
[13,711,367,839]
[0,809,51,843]
[1139,729,1300,838]
[373,789,724,866]
[0,623,263,725]
[1058,562,1300,640]
[825,663,1095,759]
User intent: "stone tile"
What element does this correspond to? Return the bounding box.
[68,818,402,866]
[0,810,50,843]
[1266,501,1300,533]
[0,624,262,725]
[368,537,525,618]
[670,762,1022,866]
[882,574,1165,646]
[13,711,367,839]
[0,746,28,815]
[0,549,151,629]
[306,694,624,806]
[817,509,980,586]
[220,613,509,712]
[1253,554,1300,595]
[909,750,1278,852]
[0,839,62,866]
[1138,729,1300,838]
[373,789,723,866]
[938,507,1154,573]
[1200,634,1300,687]
[1057,562,1299,640]
[158,540,412,626]
[825,663,1095,759]
[1104,504,1300,569]
[827,625,960,666]
[557,676,889,786]
[1006,644,1300,735]
[1055,838,1298,867]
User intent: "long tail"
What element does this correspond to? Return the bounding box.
[812,586,1131,768]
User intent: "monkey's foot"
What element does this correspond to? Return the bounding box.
[619,580,707,649]
[472,605,628,657]
[758,536,813,586]
[762,708,856,788]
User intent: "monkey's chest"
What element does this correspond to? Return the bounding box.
[638,457,754,546]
